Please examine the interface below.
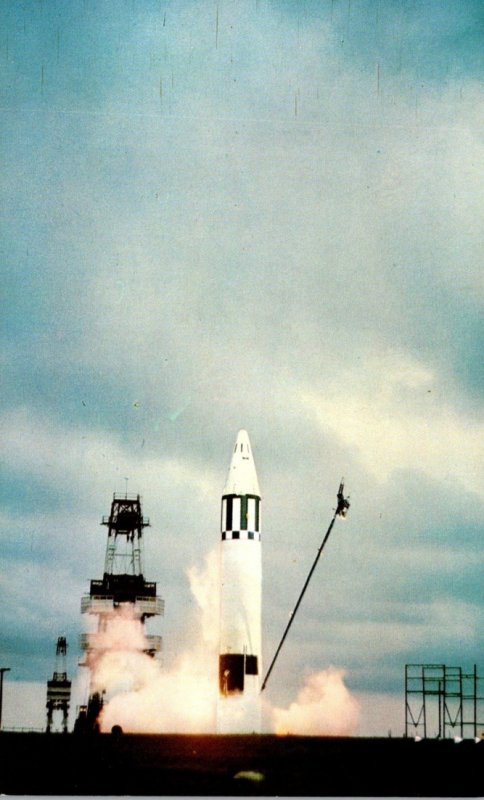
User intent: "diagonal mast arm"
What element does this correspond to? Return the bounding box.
[261,480,349,693]
[261,514,336,692]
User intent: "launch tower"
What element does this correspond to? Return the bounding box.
[80,493,163,727]
[46,636,71,733]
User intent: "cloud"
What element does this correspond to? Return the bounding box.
[300,349,484,495]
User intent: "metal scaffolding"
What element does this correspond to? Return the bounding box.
[77,493,163,731]
[405,663,483,738]
[80,494,164,658]
[46,637,71,733]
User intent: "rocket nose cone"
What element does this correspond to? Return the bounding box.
[235,429,250,449]
[223,430,261,497]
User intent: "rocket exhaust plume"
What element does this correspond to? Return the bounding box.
[271,668,361,736]
[89,556,220,734]
[217,429,262,733]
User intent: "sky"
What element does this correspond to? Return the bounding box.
[1,0,483,736]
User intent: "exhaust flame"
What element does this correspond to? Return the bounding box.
[86,550,359,735]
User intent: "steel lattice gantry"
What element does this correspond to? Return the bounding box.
[80,493,164,655]
[46,637,71,733]
[78,493,163,730]
[405,663,483,739]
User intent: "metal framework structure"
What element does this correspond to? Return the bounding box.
[405,663,483,739]
[46,637,71,733]
[79,493,163,729]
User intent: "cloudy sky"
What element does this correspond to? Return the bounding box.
[1,0,483,735]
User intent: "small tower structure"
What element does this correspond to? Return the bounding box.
[46,636,71,733]
[80,493,163,728]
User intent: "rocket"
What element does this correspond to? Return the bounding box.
[217,429,262,733]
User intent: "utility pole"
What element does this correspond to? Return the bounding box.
[0,667,11,731]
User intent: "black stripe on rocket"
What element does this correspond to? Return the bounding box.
[221,494,260,540]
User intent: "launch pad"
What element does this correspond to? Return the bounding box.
[0,731,481,796]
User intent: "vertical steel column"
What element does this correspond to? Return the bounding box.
[437,678,442,739]
[404,664,409,737]
[422,665,427,738]
[0,668,11,731]
[473,664,477,738]
[443,665,447,738]
[459,667,464,738]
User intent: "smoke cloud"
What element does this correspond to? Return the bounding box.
[186,548,220,651]
[92,551,219,733]
[99,652,216,733]
[271,668,361,736]
[87,550,359,735]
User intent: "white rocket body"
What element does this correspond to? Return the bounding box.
[217,429,262,733]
